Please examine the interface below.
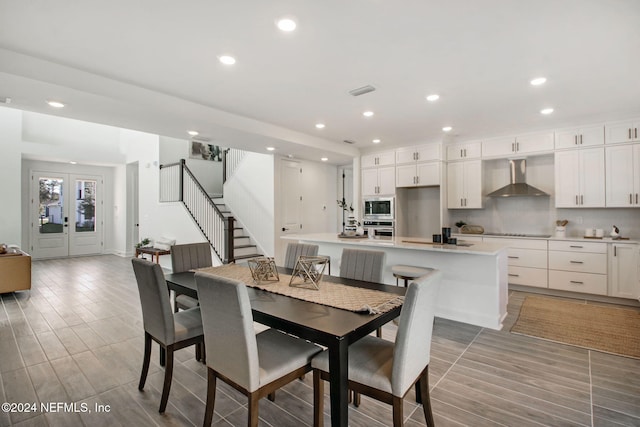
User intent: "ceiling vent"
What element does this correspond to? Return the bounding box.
[343,139,356,144]
[348,85,376,97]
[0,97,11,104]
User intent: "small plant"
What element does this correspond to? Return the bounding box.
[136,238,151,248]
[337,198,354,213]
[455,220,467,228]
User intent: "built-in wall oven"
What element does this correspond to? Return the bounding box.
[363,220,395,238]
[363,197,394,221]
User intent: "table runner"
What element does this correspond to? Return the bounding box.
[195,264,404,314]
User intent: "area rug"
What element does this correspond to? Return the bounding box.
[511,296,640,359]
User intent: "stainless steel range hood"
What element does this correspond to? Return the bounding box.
[487,159,549,197]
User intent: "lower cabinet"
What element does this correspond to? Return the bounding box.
[609,243,640,299]
[548,240,608,295]
[484,237,548,288]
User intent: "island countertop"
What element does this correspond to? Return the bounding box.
[282,233,508,255]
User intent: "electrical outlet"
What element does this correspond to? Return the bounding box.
[576,216,583,224]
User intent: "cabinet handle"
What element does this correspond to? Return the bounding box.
[570,281,584,284]
[465,198,468,206]
[508,256,519,259]
[614,246,617,256]
[516,142,520,151]
[636,128,638,139]
[570,260,584,264]
[636,193,638,204]
[460,149,463,158]
[569,245,583,248]
[508,273,520,277]
[631,194,633,204]
[629,128,632,139]
[464,148,467,157]
[512,142,515,152]
[574,135,578,145]
[580,195,583,205]
[416,176,419,184]
[575,195,578,205]
[580,134,583,145]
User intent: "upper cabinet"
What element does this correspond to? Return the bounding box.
[447,160,482,209]
[362,167,395,196]
[482,133,554,159]
[361,151,395,168]
[395,144,440,165]
[554,147,605,208]
[446,141,481,161]
[555,125,604,149]
[606,143,640,207]
[606,119,640,144]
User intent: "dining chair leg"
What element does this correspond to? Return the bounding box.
[159,346,174,413]
[352,390,361,407]
[419,367,435,427]
[267,392,276,402]
[313,370,324,427]
[248,392,260,427]
[376,327,382,338]
[160,347,166,367]
[138,332,152,390]
[195,343,201,361]
[201,342,206,364]
[203,368,217,427]
[392,396,404,427]
[415,381,422,404]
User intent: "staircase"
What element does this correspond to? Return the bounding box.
[211,198,262,262]
[159,158,262,264]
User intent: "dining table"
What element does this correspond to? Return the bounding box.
[165,265,406,427]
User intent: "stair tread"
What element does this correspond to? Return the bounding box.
[234,253,263,260]
[234,244,256,249]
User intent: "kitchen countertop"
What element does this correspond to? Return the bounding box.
[283,233,508,255]
[454,233,640,244]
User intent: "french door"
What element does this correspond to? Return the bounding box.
[31,171,103,258]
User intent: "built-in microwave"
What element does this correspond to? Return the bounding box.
[363,197,395,220]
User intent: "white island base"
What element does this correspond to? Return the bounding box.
[283,233,509,330]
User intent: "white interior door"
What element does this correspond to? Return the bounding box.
[31,171,103,258]
[281,160,302,235]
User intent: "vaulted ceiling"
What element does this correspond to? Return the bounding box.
[1,0,639,164]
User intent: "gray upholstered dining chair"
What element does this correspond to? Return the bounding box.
[340,248,386,338]
[195,272,322,427]
[170,242,213,311]
[284,242,319,268]
[312,269,441,427]
[131,258,205,413]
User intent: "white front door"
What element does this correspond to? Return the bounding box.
[281,160,302,235]
[31,171,103,258]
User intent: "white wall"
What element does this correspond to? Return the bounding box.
[396,186,441,238]
[0,108,23,245]
[225,152,275,258]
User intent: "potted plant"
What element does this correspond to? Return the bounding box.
[337,199,356,235]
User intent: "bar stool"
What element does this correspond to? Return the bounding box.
[392,265,434,287]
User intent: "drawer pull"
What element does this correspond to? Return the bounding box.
[570,260,584,264]
[508,256,520,259]
[569,245,583,248]
[508,274,520,277]
[570,280,584,284]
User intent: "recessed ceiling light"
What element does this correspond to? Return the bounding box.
[321,157,328,162]
[540,108,554,115]
[47,100,65,108]
[266,147,275,151]
[426,94,440,102]
[187,130,199,136]
[218,55,236,65]
[372,139,381,144]
[530,77,547,86]
[363,111,374,117]
[442,126,453,132]
[69,161,77,165]
[276,18,297,32]
[315,123,325,129]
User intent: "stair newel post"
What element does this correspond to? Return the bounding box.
[224,216,235,264]
[222,149,229,184]
[179,159,185,202]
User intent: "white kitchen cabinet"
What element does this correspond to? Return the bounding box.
[606,143,640,207]
[446,141,481,161]
[555,125,604,149]
[396,162,440,187]
[606,119,640,144]
[447,160,482,208]
[482,133,554,158]
[362,166,395,196]
[548,240,608,295]
[608,243,640,299]
[361,150,395,168]
[554,147,605,207]
[484,237,548,288]
[395,144,440,165]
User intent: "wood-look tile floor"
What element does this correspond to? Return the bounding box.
[1,255,638,426]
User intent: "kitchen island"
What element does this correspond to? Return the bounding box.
[282,233,509,330]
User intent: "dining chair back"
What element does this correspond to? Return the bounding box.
[195,272,321,427]
[339,248,385,283]
[131,258,204,413]
[312,269,441,427]
[170,242,213,311]
[284,242,319,269]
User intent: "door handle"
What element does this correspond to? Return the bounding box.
[282,227,289,232]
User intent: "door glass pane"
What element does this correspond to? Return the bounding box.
[75,179,96,232]
[38,177,64,234]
